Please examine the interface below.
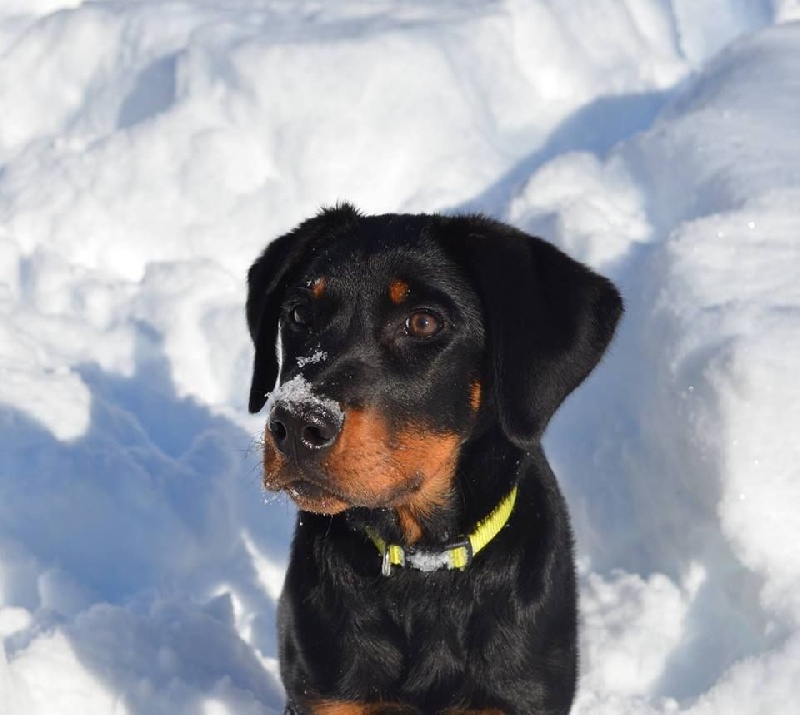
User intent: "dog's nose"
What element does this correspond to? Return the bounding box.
[268,401,342,458]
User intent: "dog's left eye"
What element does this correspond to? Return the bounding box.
[405,311,443,338]
[289,303,313,328]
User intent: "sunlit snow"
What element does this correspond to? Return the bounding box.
[1,1,800,713]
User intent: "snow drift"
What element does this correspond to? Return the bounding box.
[1,1,799,712]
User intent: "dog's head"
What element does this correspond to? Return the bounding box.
[247,204,622,525]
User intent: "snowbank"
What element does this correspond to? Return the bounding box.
[1,1,799,712]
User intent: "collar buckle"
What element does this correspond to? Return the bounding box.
[446,537,474,571]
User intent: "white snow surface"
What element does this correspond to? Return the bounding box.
[1,1,799,712]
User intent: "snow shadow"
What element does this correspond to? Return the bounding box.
[455,89,673,215]
[545,243,782,701]
[0,328,290,711]
[117,53,179,130]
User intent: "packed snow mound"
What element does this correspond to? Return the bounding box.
[1,1,799,713]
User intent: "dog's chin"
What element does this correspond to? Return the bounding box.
[269,467,427,515]
[284,479,351,515]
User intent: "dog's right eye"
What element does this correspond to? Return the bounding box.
[404,310,444,339]
[289,303,313,328]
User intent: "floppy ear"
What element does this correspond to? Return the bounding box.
[439,215,623,448]
[246,203,361,413]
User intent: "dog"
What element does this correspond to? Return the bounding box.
[246,204,622,714]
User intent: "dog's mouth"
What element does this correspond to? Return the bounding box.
[281,477,352,515]
[285,478,340,503]
[270,469,426,515]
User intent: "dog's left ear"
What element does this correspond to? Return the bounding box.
[439,215,623,448]
[246,203,361,413]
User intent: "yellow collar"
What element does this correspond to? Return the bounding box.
[366,486,518,576]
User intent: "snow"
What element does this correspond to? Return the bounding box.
[263,374,343,425]
[296,349,327,369]
[1,1,799,712]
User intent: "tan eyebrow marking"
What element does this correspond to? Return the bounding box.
[389,279,410,304]
[469,378,482,412]
[310,276,327,299]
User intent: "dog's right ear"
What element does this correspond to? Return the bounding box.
[246,203,361,413]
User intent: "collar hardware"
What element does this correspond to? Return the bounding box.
[381,546,392,577]
[366,486,517,575]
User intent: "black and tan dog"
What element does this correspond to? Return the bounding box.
[246,204,622,714]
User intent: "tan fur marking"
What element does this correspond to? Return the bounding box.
[261,428,349,514]
[325,409,399,500]
[312,701,369,715]
[388,279,410,304]
[311,276,327,299]
[469,378,482,413]
[263,408,460,530]
[392,427,460,545]
[261,430,284,487]
[290,489,350,515]
[396,508,424,545]
[312,704,500,715]
[323,411,460,543]
[312,702,415,715]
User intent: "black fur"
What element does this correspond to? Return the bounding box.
[246,205,623,714]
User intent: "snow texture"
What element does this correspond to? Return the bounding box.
[404,548,454,573]
[263,374,343,427]
[1,1,799,713]
[296,349,327,369]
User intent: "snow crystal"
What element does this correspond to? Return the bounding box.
[296,349,327,368]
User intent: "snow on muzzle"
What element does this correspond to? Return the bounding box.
[265,375,344,459]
